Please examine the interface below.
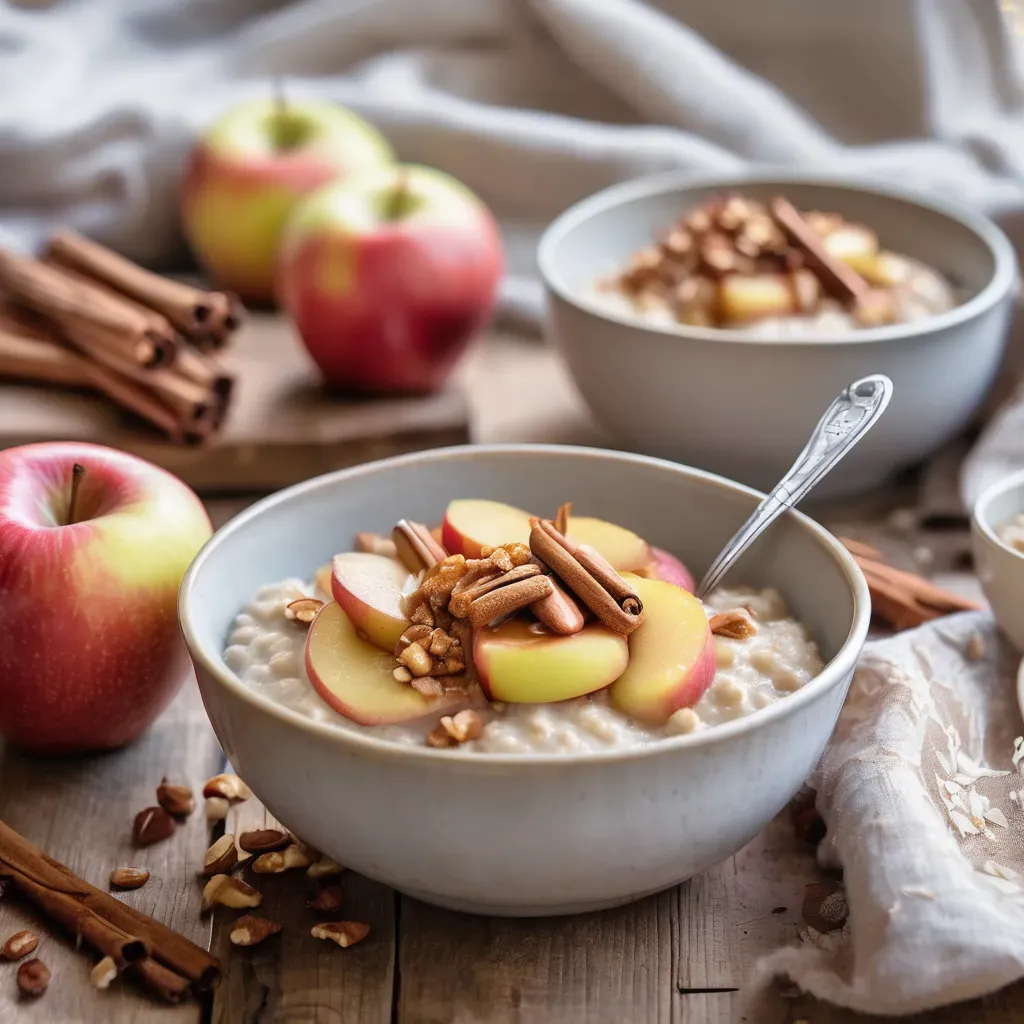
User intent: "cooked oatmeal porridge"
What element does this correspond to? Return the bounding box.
[997,514,1024,554]
[223,577,823,755]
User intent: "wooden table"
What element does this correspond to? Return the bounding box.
[1,330,1021,1023]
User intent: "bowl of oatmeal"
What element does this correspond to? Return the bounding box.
[972,469,1024,650]
[180,445,870,915]
[540,172,1016,497]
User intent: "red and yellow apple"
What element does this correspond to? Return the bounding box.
[330,552,411,651]
[0,442,212,754]
[474,620,629,703]
[306,601,465,725]
[277,163,503,393]
[641,547,695,592]
[609,575,715,724]
[181,98,393,303]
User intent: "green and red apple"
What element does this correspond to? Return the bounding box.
[330,551,412,651]
[181,97,393,303]
[0,443,212,754]
[277,164,503,393]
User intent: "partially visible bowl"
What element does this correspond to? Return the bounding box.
[971,469,1024,650]
[540,171,1016,497]
[180,444,869,916]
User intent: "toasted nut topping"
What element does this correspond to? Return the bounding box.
[285,597,324,625]
[355,532,398,558]
[229,915,282,947]
[307,857,344,880]
[393,666,413,683]
[2,930,38,960]
[307,883,344,914]
[132,807,175,847]
[202,774,251,802]
[709,609,758,640]
[204,797,229,821]
[201,874,262,913]
[202,834,239,876]
[441,710,483,744]
[91,956,118,990]
[252,844,313,874]
[239,828,290,854]
[109,867,150,890]
[156,778,194,818]
[398,641,433,677]
[17,958,50,996]
[311,921,370,948]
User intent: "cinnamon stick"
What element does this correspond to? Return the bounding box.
[0,314,92,387]
[47,230,244,344]
[0,820,219,995]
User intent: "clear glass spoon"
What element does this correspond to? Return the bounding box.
[694,374,893,600]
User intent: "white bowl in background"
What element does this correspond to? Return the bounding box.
[972,469,1024,650]
[540,172,1017,498]
[180,445,869,916]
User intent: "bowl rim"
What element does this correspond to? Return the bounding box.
[537,168,1017,347]
[971,467,1024,561]
[179,444,871,766]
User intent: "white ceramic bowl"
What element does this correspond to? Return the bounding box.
[180,445,870,916]
[540,172,1017,498]
[972,469,1024,650]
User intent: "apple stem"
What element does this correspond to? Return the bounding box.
[384,169,411,221]
[67,463,85,526]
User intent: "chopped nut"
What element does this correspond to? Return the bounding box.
[285,597,324,625]
[91,956,118,990]
[204,797,229,821]
[440,709,483,744]
[252,844,313,874]
[709,609,758,639]
[109,867,150,890]
[201,834,239,876]
[17,958,49,997]
[307,857,344,880]
[426,725,456,748]
[311,921,370,948]
[238,828,290,854]
[355,532,398,558]
[411,676,445,699]
[132,806,175,847]
[853,288,898,327]
[229,915,282,947]
[2,930,38,961]
[202,773,252,802]
[394,623,432,657]
[156,778,195,818]
[427,628,455,657]
[409,603,435,627]
[307,883,344,914]
[393,666,413,683]
[398,641,433,677]
[201,874,262,913]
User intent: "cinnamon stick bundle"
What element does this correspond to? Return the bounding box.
[0,819,219,1003]
[840,537,983,631]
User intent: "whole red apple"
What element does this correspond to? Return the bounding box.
[0,443,212,755]
[181,97,394,303]
[277,163,503,393]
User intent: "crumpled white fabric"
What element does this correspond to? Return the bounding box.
[755,613,1024,1016]
[4,0,1024,326]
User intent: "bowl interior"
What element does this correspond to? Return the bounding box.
[542,174,997,312]
[974,470,1024,557]
[184,447,862,695]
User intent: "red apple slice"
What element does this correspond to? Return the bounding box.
[637,547,695,592]
[330,552,412,651]
[609,575,715,725]
[568,516,653,572]
[306,602,464,725]
[474,619,629,703]
[442,499,534,558]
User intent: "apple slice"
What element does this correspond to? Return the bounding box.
[442,499,534,558]
[568,516,653,572]
[638,547,695,592]
[330,552,412,651]
[610,575,714,725]
[306,602,464,725]
[474,619,628,703]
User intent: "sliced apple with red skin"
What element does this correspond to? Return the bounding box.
[610,575,715,724]
[330,551,412,651]
[442,499,652,570]
[306,601,465,725]
[638,547,695,592]
[474,619,629,703]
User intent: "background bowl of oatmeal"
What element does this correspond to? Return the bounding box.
[972,468,1024,650]
[180,445,870,916]
[539,171,1017,498]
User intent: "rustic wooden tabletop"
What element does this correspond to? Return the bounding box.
[1,329,1022,1023]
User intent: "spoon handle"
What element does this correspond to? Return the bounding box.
[694,374,893,600]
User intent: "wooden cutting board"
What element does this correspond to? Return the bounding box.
[0,314,470,492]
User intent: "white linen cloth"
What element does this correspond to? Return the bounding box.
[754,613,1024,1016]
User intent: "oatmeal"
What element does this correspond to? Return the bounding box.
[223,578,823,755]
[592,193,957,336]
[997,514,1024,554]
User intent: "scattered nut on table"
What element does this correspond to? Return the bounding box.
[90,956,118,990]
[238,828,290,854]
[307,884,344,914]
[132,806,175,847]
[229,915,282,947]
[2,930,38,961]
[310,921,370,948]
[202,773,251,802]
[109,867,150,890]
[17,958,50,997]
[252,844,313,874]
[201,834,239,876]
[307,857,344,880]
[156,778,195,817]
[201,874,262,912]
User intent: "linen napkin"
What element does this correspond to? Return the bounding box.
[754,612,1024,1016]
